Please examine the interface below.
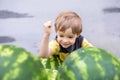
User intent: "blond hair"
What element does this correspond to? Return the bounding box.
[55,11,82,35]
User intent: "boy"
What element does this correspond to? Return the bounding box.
[40,11,93,62]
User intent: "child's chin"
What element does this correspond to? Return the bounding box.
[61,45,70,48]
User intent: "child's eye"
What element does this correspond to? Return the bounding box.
[69,36,73,38]
[59,35,64,37]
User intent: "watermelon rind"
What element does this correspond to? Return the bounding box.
[56,47,120,80]
[40,55,62,80]
[0,44,47,80]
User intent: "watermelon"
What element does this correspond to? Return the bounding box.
[56,47,120,80]
[0,44,47,80]
[40,55,62,80]
[40,55,62,70]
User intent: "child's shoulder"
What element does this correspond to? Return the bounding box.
[77,35,84,42]
[49,40,59,46]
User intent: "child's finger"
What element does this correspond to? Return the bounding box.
[44,21,52,28]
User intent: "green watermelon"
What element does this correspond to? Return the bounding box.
[56,47,120,80]
[40,55,62,70]
[0,44,47,80]
[40,55,62,80]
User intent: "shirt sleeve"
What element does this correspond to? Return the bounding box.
[49,40,60,55]
[82,38,93,47]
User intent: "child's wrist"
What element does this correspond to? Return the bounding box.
[43,33,50,38]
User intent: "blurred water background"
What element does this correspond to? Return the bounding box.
[0,0,120,57]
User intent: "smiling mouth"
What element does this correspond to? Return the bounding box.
[61,43,69,47]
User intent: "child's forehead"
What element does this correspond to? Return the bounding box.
[57,28,77,35]
[57,32,78,38]
[58,27,72,32]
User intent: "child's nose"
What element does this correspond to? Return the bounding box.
[63,38,68,43]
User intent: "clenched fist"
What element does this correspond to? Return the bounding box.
[43,21,52,36]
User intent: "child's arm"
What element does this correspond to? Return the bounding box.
[39,21,52,58]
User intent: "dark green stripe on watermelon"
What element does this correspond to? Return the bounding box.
[56,47,120,80]
[0,45,47,80]
[40,55,62,70]
[40,55,62,80]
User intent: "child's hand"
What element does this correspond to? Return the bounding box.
[43,21,52,36]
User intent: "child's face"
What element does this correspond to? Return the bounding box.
[56,28,78,48]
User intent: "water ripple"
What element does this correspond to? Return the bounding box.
[0,10,34,19]
[0,36,15,43]
[103,7,120,13]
